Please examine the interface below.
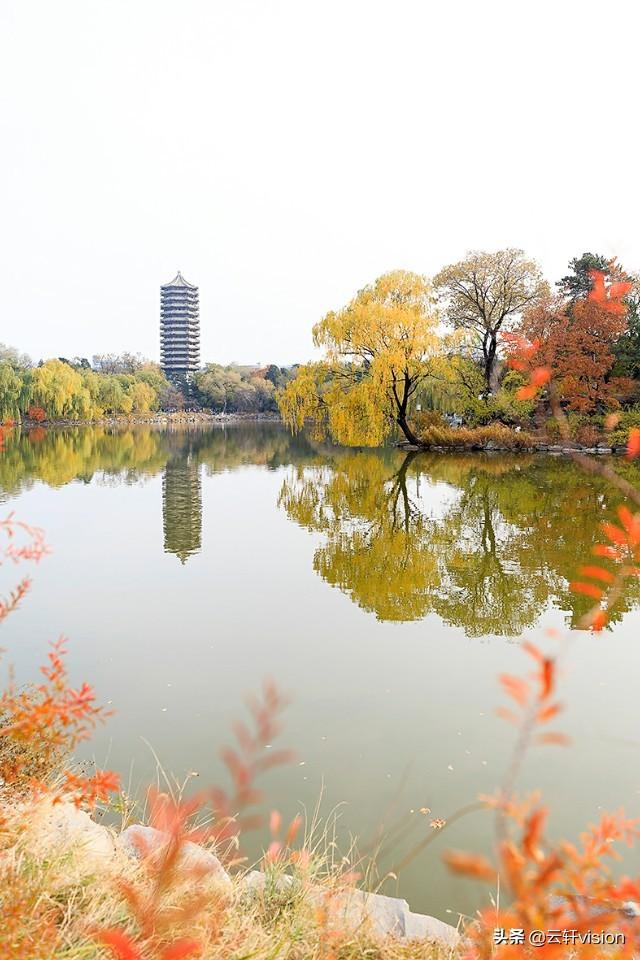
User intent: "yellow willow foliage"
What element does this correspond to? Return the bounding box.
[278,271,451,446]
[30,360,92,419]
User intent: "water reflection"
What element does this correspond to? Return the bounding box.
[162,452,202,563]
[278,448,640,635]
[1,423,640,633]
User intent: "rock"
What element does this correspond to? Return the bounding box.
[582,448,599,454]
[243,870,294,897]
[19,798,119,883]
[243,871,459,946]
[405,910,461,947]
[118,825,231,889]
[596,447,613,454]
[337,889,408,937]
[484,441,506,451]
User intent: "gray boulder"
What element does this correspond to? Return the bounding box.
[118,824,231,889]
[243,870,460,945]
[405,910,461,947]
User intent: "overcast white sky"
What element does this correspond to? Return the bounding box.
[1,0,639,367]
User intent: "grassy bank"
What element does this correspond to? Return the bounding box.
[0,793,458,960]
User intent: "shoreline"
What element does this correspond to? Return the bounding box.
[6,417,629,455]
[396,440,627,455]
[17,411,283,428]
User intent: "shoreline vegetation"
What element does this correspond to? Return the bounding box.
[17,410,283,428]
[8,413,633,457]
[277,253,640,457]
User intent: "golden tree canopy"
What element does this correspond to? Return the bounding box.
[278,270,447,446]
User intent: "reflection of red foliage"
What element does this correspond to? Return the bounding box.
[27,406,46,422]
[28,426,46,443]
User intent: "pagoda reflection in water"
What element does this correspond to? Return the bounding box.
[162,452,202,563]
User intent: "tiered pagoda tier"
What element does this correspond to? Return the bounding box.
[160,271,200,379]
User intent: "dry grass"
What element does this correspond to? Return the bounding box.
[416,423,537,451]
[0,796,459,960]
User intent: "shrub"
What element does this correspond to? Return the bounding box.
[411,410,447,433]
[27,405,46,422]
[574,423,602,446]
[417,423,537,451]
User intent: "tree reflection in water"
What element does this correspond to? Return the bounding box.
[278,449,640,635]
[1,423,639,632]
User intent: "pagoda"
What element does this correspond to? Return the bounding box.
[160,271,200,382]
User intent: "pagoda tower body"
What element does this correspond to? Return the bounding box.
[160,272,200,382]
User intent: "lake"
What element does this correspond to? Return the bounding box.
[2,421,640,922]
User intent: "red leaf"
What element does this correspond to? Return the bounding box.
[627,428,640,459]
[602,521,628,546]
[160,940,202,960]
[535,732,571,746]
[95,930,142,960]
[588,609,608,632]
[530,366,551,386]
[521,640,543,663]
[540,658,554,699]
[537,702,562,723]
[617,505,640,540]
[578,565,615,584]
[496,707,520,725]
[285,813,303,847]
[523,807,547,860]
[499,674,529,707]
[443,850,496,881]
[516,384,537,400]
[570,581,603,600]
[592,544,622,560]
[269,809,282,835]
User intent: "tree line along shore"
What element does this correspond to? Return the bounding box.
[4,250,640,452]
[0,350,298,423]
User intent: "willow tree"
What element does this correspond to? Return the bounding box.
[434,249,548,395]
[278,271,445,446]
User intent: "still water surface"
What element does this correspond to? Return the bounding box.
[2,422,640,920]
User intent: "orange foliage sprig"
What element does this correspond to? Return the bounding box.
[0,513,48,625]
[264,807,304,863]
[446,642,640,957]
[96,790,225,960]
[448,804,640,959]
[95,682,293,960]
[0,637,117,803]
[208,679,294,861]
[493,641,568,853]
[571,504,640,631]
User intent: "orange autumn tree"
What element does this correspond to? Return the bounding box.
[516,291,634,413]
